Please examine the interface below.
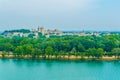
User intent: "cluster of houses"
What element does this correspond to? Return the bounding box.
[1,27,62,38]
[62,31,101,36]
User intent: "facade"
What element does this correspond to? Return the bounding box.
[32,27,62,37]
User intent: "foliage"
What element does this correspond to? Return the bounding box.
[0,34,120,58]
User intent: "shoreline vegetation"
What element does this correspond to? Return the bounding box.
[0,55,119,61]
[0,34,120,61]
[0,53,119,61]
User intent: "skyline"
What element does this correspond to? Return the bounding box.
[0,0,120,31]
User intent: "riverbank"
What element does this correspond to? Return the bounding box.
[0,54,119,61]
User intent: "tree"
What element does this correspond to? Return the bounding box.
[0,43,14,55]
[86,48,96,58]
[112,48,120,58]
[71,47,77,56]
[1,51,7,58]
[95,48,104,58]
[38,32,43,38]
[23,45,33,56]
[45,46,53,58]
[28,34,35,38]
[14,46,24,57]
[77,43,85,52]
[31,48,42,58]
[103,36,119,52]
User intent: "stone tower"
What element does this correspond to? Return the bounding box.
[38,26,45,35]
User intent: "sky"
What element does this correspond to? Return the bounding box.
[0,0,120,31]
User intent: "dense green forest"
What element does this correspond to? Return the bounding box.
[0,34,120,59]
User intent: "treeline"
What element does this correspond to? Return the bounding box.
[2,29,30,34]
[0,34,120,59]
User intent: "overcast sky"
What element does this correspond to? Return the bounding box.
[0,0,120,31]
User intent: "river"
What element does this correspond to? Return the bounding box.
[0,59,120,80]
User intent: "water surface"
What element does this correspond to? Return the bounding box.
[0,59,120,80]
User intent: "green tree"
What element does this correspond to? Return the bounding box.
[1,51,7,58]
[95,48,104,58]
[77,43,85,52]
[86,48,96,58]
[112,48,120,58]
[23,45,33,56]
[28,34,35,38]
[45,46,53,58]
[31,48,42,58]
[15,46,24,57]
[71,47,77,56]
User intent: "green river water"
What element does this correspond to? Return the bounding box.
[0,59,120,80]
